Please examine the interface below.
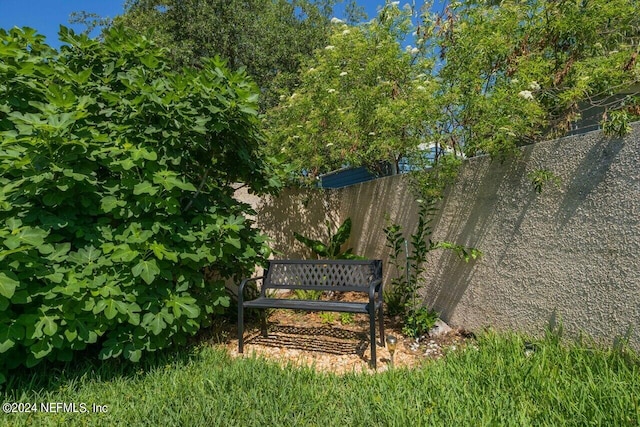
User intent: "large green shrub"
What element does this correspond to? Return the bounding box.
[0,26,277,382]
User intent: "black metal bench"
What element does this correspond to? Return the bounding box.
[238,259,384,368]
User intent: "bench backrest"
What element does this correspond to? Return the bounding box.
[263,259,382,293]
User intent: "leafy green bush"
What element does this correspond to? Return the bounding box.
[0,26,278,383]
[402,306,438,338]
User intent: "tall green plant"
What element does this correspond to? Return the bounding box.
[383,200,437,318]
[293,217,363,260]
[384,157,481,335]
[0,26,278,383]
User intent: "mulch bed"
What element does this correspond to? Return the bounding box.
[205,292,474,374]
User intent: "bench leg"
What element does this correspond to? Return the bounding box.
[260,309,268,337]
[378,304,385,346]
[369,311,377,369]
[238,305,244,354]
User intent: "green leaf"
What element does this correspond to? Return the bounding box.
[126,348,143,362]
[46,243,71,262]
[35,314,58,337]
[133,181,159,196]
[0,322,24,353]
[132,259,160,284]
[140,54,160,69]
[143,312,166,335]
[104,299,118,320]
[69,246,101,265]
[0,272,18,299]
[45,271,64,284]
[93,299,107,315]
[111,247,140,262]
[0,247,30,261]
[4,226,47,249]
[225,236,241,249]
[169,295,200,319]
[101,196,125,213]
[153,171,197,191]
[31,339,53,359]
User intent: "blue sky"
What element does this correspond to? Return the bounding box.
[0,1,434,49]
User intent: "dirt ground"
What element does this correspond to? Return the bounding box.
[211,292,473,374]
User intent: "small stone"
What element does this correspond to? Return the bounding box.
[429,319,453,337]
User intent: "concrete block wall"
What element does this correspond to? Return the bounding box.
[245,123,640,349]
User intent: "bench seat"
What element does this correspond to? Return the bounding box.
[243,297,380,313]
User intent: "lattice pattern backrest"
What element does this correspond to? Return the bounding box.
[266,261,381,289]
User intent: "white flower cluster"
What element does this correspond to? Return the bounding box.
[327,88,336,93]
[339,71,348,77]
[330,17,344,24]
[325,45,335,50]
[518,90,534,101]
[342,29,350,35]
[529,81,541,90]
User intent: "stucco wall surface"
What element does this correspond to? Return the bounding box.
[246,124,640,349]
[418,125,640,349]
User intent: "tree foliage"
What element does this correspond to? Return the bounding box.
[0,26,276,382]
[266,2,438,180]
[429,0,640,158]
[110,0,363,110]
[266,0,640,180]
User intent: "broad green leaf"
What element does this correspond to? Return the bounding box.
[93,299,107,315]
[132,259,160,284]
[140,54,160,69]
[169,295,200,319]
[0,322,24,353]
[143,312,166,335]
[30,339,53,359]
[119,158,136,170]
[35,314,58,337]
[111,247,139,262]
[153,171,197,191]
[46,243,71,262]
[0,272,18,299]
[104,299,118,320]
[64,328,78,342]
[133,181,159,196]
[45,272,64,284]
[37,244,54,255]
[101,196,124,213]
[126,348,142,362]
[69,246,101,265]
[225,237,241,249]
[4,226,47,249]
[0,247,29,261]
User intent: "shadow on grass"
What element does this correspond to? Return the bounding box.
[1,319,236,396]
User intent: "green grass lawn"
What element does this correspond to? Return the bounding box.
[1,331,638,426]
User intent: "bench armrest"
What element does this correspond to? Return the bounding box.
[238,276,265,307]
[368,278,383,302]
